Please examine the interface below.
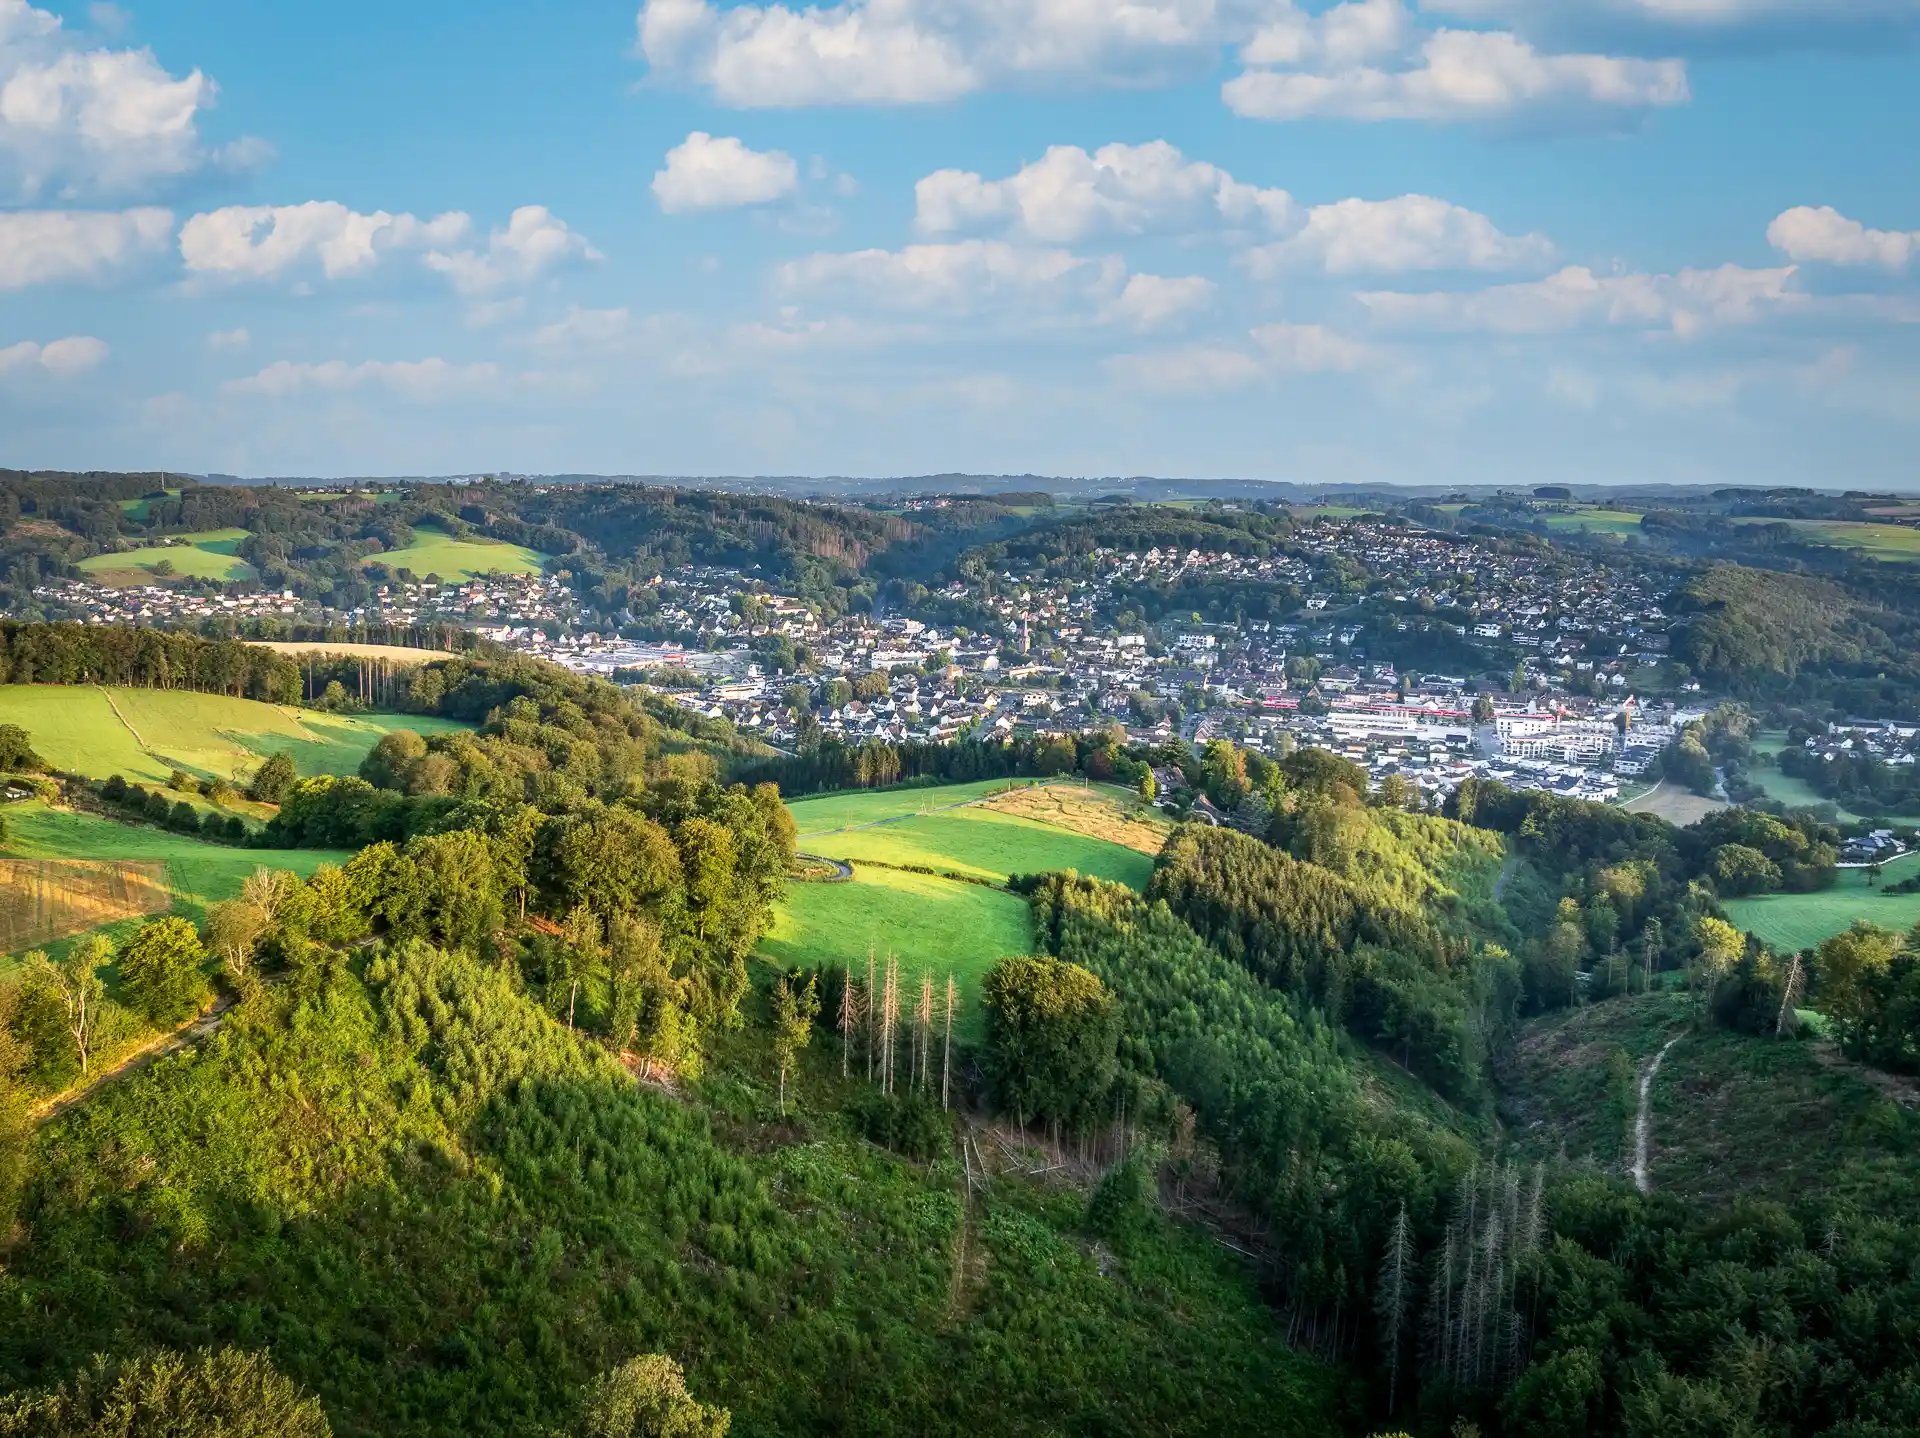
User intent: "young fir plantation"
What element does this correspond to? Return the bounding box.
[0,626,1917,1436]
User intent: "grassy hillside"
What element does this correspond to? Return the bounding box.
[791,780,1158,888]
[760,868,1031,1043]
[1543,506,1645,536]
[76,528,255,584]
[1723,854,1920,952]
[0,685,467,789]
[805,809,1154,888]
[364,529,545,580]
[787,778,1019,833]
[1,944,1346,1438]
[770,781,1169,1033]
[0,801,350,965]
[1729,516,1920,562]
[1498,992,1920,1209]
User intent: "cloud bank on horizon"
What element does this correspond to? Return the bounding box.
[2,0,1917,487]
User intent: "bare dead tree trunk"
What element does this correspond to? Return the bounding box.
[942,974,956,1110]
[1776,953,1805,1036]
[916,974,933,1091]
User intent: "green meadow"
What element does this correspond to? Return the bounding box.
[1723,854,1920,953]
[770,779,1164,1035]
[0,801,350,966]
[0,685,466,789]
[365,527,546,580]
[76,528,255,584]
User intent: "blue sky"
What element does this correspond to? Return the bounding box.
[2,0,1917,487]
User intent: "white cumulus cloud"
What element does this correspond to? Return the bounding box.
[0,333,108,377]
[1767,206,1918,269]
[778,238,1120,313]
[653,131,799,212]
[423,205,600,295]
[0,0,261,196]
[637,0,1241,107]
[1242,193,1554,274]
[180,201,471,281]
[0,204,170,288]
[1226,26,1689,124]
[1106,273,1216,329]
[1357,262,1800,336]
[915,141,1295,243]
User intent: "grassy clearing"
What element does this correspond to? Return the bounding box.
[114,490,178,523]
[806,809,1155,888]
[976,781,1170,857]
[790,779,1157,887]
[788,778,1022,834]
[1499,992,1920,1209]
[76,528,255,584]
[0,685,466,790]
[1620,781,1727,826]
[1724,854,1920,952]
[1542,507,1644,537]
[364,529,545,580]
[758,867,1032,1042]
[0,801,349,965]
[1730,517,1920,562]
[0,858,170,950]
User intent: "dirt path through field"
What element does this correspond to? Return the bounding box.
[1632,1036,1682,1193]
[32,995,235,1127]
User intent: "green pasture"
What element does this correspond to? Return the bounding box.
[77,528,255,584]
[787,779,1025,834]
[805,808,1154,888]
[0,685,466,789]
[114,490,178,523]
[0,801,351,965]
[1729,517,1920,563]
[758,867,1032,1043]
[365,529,545,580]
[1542,508,1644,537]
[1724,854,1920,953]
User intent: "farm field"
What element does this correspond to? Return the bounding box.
[1542,507,1644,537]
[1293,504,1371,520]
[976,781,1170,856]
[0,685,466,789]
[0,801,350,965]
[1499,992,1919,1209]
[1729,517,1920,563]
[1620,781,1727,826]
[75,528,255,584]
[758,867,1030,1043]
[787,778,1020,834]
[364,528,545,580]
[770,779,1168,1035]
[1723,853,1920,953]
[0,858,170,951]
[805,808,1155,887]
